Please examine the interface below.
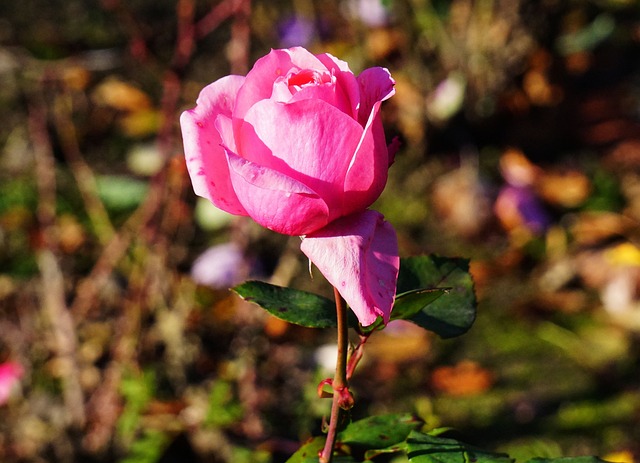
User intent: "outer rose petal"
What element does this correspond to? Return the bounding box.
[340,68,396,212]
[225,148,330,235]
[342,99,390,214]
[181,75,248,215]
[300,210,399,326]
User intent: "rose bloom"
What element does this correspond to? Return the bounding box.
[181,47,399,326]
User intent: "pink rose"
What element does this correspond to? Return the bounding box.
[181,47,399,325]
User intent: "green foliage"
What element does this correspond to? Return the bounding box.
[581,169,625,212]
[403,431,513,463]
[339,413,424,449]
[233,280,338,328]
[96,175,148,211]
[526,458,608,463]
[395,256,476,338]
[117,369,156,444]
[230,446,272,463]
[120,430,169,463]
[0,178,37,214]
[552,391,640,430]
[233,255,477,339]
[204,380,244,428]
[285,436,326,463]
[556,14,615,54]
[286,414,608,463]
[0,178,39,276]
[392,289,448,320]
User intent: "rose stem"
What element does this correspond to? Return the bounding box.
[319,287,350,463]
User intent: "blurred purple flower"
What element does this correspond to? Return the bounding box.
[190,243,250,289]
[0,362,23,405]
[347,0,390,27]
[277,16,315,48]
[495,185,551,234]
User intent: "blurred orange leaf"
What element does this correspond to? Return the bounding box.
[431,360,494,397]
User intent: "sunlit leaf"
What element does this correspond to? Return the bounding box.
[234,256,475,337]
[557,14,615,54]
[391,288,449,321]
[117,369,156,444]
[405,431,513,463]
[204,380,243,427]
[96,175,148,211]
[120,430,168,463]
[93,78,152,111]
[527,457,608,463]
[284,437,356,463]
[284,437,325,463]
[339,413,424,449]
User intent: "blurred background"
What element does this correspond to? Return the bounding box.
[1,0,640,462]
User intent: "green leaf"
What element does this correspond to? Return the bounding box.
[339,413,424,450]
[284,437,357,463]
[204,380,243,427]
[392,288,449,321]
[526,458,608,463]
[96,175,148,211]
[364,443,407,460]
[120,430,169,463]
[233,255,476,336]
[405,431,513,463]
[285,437,325,463]
[117,369,156,442]
[397,256,476,339]
[233,281,336,328]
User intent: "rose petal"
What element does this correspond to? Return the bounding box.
[342,99,389,214]
[387,136,401,166]
[234,47,326,122]
[315,53,361,119]
[225,148,330,235]
[181,75,248,215]
[240,98,365,217]
[356,67,395,127]
[286,78,353,116]
[300,210,399,326]
[268,66,350,115]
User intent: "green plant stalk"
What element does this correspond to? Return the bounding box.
[319,287,352,463]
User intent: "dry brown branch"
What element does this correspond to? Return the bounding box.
[83,262,144,452]
[52,91,115,245]
[229,0,251,74]
[70,169,167,320]
[28,87,86,429]
[195,0,240,40]
[173,0,196,70]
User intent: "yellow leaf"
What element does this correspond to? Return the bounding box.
[93,78,152,112]
[606,242,640,267]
